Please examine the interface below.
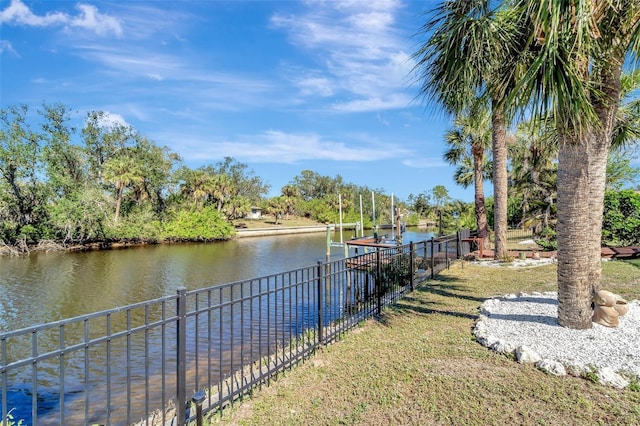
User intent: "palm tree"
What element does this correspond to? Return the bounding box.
[103,154,141,223]
[412,0,521,259]
[281,184,301,218]
[512,0,640,329]
[509,118,558,233]
[211,173,233,214]
[509,71,640,231]
[612,70,640,150]
[178,168,211,209]
[267,196,287,225]
[443,100,492,246]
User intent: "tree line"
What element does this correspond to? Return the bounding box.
[0,103,445,251]
[2,100,637,256]
[0,104,271,249]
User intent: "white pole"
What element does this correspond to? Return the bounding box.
[359,194,364,238]
[339,193,344,244]
[372,191,377,238]
[391,193,395,240]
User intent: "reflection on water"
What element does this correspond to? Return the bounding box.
[0,230,433,332]
[0,228,434,423]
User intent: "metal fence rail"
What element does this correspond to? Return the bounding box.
[1,233,464,426]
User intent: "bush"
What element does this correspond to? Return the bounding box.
[106,204,163,241]
[535,226,557,251]
[162,206,235,241]
[602,190,640,246]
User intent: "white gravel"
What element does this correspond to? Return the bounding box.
[475,291,640,388]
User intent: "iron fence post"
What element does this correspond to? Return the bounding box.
[192,390,206,426]
[409,242,415,291]
[445,240,450,270]
[430,237,435,279]
[176,287,187,425]
[376,249,382,315]
[456,231,461,259]
[316,261,324,344]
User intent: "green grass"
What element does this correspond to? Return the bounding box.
[208,260,640,426]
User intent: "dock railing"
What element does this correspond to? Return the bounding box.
[1,233,466,426]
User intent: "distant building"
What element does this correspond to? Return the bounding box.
[247,207,262,219]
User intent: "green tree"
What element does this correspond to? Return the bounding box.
[413,0,521,258]
[40,103,85,198]
[509,118,558,233]
[602,189,640,246]
[407,192,431,217]
[443,99,492,243]
[81,111,131,183]
[214,157,270,206]
[128,137,179,214]
[611,70,640,149]
[513,0,640,329]
[211,172,233,214]
[431,185,450,210]
[281,184,301,217]
[267,196,287,224]
[103,153,142,223]
[0,104,47,242]
[606,150,640,190]
[292,170,343,201]
[177,167,214,209]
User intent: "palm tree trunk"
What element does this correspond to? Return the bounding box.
[472,143,489,247]
[114,182,124,223]
[556,135,595,329]
[556,60,621,329]
[491,100,509,259]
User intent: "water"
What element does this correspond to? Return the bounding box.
[0,229,434,333]
[0,228,434,424]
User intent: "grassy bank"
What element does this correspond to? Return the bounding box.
[209,260,640,426]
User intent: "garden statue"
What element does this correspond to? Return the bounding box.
[592,290,629,327]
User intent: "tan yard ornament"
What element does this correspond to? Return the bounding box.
[592,290,629,327]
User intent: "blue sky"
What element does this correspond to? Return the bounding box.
[0,0,477,202]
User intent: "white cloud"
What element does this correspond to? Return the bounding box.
[296,75,335,97]
[402,157,448,168]
[331,94,412,113]
[271,0,415,111]
[90,111,130,129]
[0,0,122,36]
[175,130,411,164]
[377,113,390,126]
[70,4,122,36]
[0,40,18,56]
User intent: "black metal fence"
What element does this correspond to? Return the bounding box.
[1,233,467,426]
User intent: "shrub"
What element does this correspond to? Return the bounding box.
[535,226,557,251]
[602,190,640,246]
[162,206,235,241]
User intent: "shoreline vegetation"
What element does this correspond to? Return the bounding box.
[0,216,345,256]
[0,215,438,256]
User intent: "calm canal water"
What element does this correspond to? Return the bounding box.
[0,228,434,424]
[0,229,434,333]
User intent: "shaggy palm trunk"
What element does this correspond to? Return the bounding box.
[556,129,611,329]
[114,182,124,223]
[556,64,620,329]
[491,101,508,259]
[556,137,596,329]
[472,143,489,247]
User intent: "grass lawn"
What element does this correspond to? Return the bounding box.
[209,259,640,426]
